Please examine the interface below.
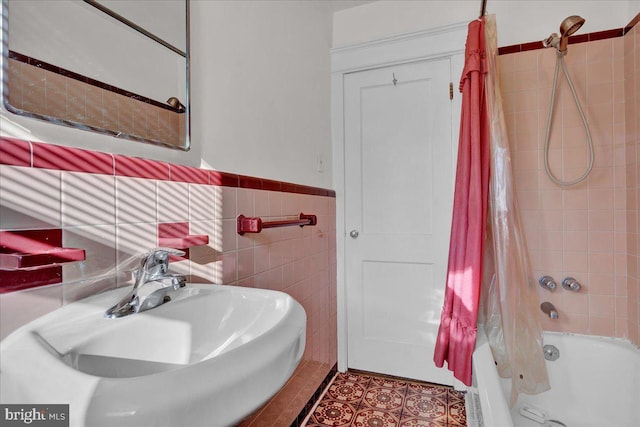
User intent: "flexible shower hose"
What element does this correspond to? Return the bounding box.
[543,53,594,186]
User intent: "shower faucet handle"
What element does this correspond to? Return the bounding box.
[562,277,581,292]
[539,275,557,291]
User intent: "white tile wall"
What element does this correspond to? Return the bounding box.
[0,165,61,229]
[157,181,189,222]
[62,172,115,226]
[116,176,157,224]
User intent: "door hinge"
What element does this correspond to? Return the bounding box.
[449,82,453,100]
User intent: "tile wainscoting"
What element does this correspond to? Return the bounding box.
[0,137,337,426]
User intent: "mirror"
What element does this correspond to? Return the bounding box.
[2,0,189,150]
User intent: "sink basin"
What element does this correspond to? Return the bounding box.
[0,284,306,427]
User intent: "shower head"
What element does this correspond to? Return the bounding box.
[560,15,585,37]
[558,15,585,53]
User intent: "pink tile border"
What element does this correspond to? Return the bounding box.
[114,154,170,180]
[33,142,114,174]
[0,138,336,197]
[0,137,31,167]
[624,13,640,34]
[170,164,209,184]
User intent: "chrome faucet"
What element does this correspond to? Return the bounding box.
[105,248,187,318]
[540,302,559,319]
[539,275,558,291]
[562,277,581,292]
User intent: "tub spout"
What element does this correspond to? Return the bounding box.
[540,302,559,319]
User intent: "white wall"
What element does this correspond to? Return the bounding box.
[334,0,639,48]
[190,0,333,189]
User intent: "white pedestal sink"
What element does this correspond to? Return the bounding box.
[0,284,306,427]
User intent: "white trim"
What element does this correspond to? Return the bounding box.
[331,69,348,371]
[331,22,468,74]
[332,22,468,373]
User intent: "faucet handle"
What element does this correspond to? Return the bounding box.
[139,248,186,279]
[148,247,185,262]
[562,277,581,292]
[149,247,186,263]
[539,275,557,291]
[153,247,186,256]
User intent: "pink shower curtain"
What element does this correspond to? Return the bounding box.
[433,18,490,386]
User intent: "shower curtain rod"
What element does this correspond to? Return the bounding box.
[479,0,487,18]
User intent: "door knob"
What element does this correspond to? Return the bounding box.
[349,230,359,238]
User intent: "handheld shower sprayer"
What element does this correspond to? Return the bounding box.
[543,15,585,55]
[541,15,594,187]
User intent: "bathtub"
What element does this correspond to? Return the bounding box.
[469,329,640,427]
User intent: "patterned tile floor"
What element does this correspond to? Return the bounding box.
[303,371,466,427]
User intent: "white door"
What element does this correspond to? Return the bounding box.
[344,58,454,385]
